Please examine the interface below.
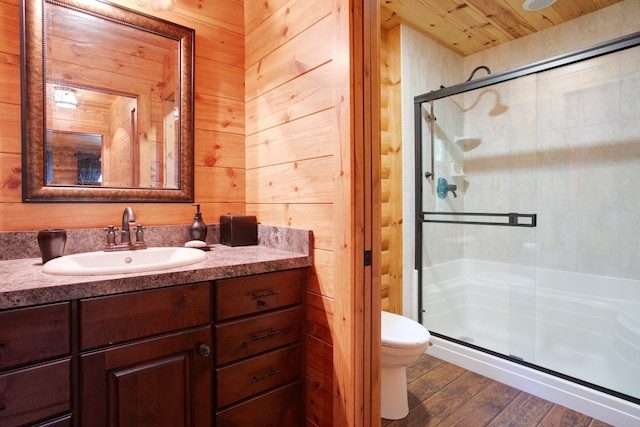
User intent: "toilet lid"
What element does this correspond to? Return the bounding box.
[381,311,431,348]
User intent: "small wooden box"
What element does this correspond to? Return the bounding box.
[220,215,258,246]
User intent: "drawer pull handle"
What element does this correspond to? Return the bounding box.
[252,329,281,341]
[252,369,280,383]
[251,290,280,299]
[197,343,211,357]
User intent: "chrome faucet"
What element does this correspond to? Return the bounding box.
[120,207,136,246]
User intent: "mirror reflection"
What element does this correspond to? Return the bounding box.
[22,0,194,202]
[45,1,179,190]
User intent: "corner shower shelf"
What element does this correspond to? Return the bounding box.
[450,163,465,177]
[454,136,482,151]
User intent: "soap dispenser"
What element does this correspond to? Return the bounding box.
[190,204,207,241]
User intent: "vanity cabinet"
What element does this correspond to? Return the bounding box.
[0,303,72,426]
[0,267,306,426]
[78,282,213,427]
[214,269,304,426]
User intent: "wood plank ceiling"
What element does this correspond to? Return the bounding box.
[380,0,623,56]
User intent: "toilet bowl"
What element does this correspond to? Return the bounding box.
[381,311,431,420]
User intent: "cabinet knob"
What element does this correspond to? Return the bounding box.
[197,343,211,357]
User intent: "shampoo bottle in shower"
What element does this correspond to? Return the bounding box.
[190,204,207,241]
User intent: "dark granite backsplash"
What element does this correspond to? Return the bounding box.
[0,224,310,261]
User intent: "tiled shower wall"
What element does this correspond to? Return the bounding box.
[461,50,640,279]
[401,0,640,313]
[399,26,463,317]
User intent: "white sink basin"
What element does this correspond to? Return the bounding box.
[42,247,208,276]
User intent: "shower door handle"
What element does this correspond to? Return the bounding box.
[420,211,537,227]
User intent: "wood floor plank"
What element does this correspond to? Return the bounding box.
[411,371,495,426]
[539,405,594,427]
[437,380,522,426]
[438,370,493,400]
[381,353,615,427]
[487,392,554,426]
[406,374,444,408]
[383,366,492,426]
[415,358,467,390]
[405,350,441,382]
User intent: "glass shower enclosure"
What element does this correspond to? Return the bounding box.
[415,32,640,403]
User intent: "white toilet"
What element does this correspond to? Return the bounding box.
[381,311,431,420]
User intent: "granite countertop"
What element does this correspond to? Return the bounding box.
[0,225,312,310]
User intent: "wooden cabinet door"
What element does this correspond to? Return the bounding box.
[80,326,212,427]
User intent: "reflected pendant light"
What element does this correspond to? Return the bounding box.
[53,87,78,109]
[135,0,176,11]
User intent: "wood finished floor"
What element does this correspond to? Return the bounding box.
[381,353,614,427]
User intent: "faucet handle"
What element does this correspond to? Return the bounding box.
[135,224,145,244]
[104,225,117,246]
[436,177,458,199]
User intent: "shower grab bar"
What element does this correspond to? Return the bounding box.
[420,211,537,227]
[426,101,435,180]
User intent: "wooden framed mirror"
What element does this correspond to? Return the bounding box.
[21,0,195,202]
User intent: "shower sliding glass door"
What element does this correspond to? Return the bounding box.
[416,33,640,403]
[417,77,538,363]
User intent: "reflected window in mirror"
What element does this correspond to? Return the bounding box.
[45,130,102,186]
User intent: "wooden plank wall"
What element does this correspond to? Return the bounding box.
[243,0,336,424]
[244,0,361,425]
[0,0,246,230]
[107,97,136,187]
[380,26,403,314]
[2,0,371,424]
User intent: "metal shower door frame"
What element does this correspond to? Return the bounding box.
[414,31,640,325]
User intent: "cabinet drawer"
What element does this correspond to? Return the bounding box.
[0,302,70,370]
[215,381,303,427]
[80,282,211,350]
[34,415,72,427]
[216,343,301,408]
[215,306,302,365]
[0,358,71,426]
[215,269,303,320]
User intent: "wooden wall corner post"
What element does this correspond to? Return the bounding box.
[333,0,381,425]
[365,0,382,424]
